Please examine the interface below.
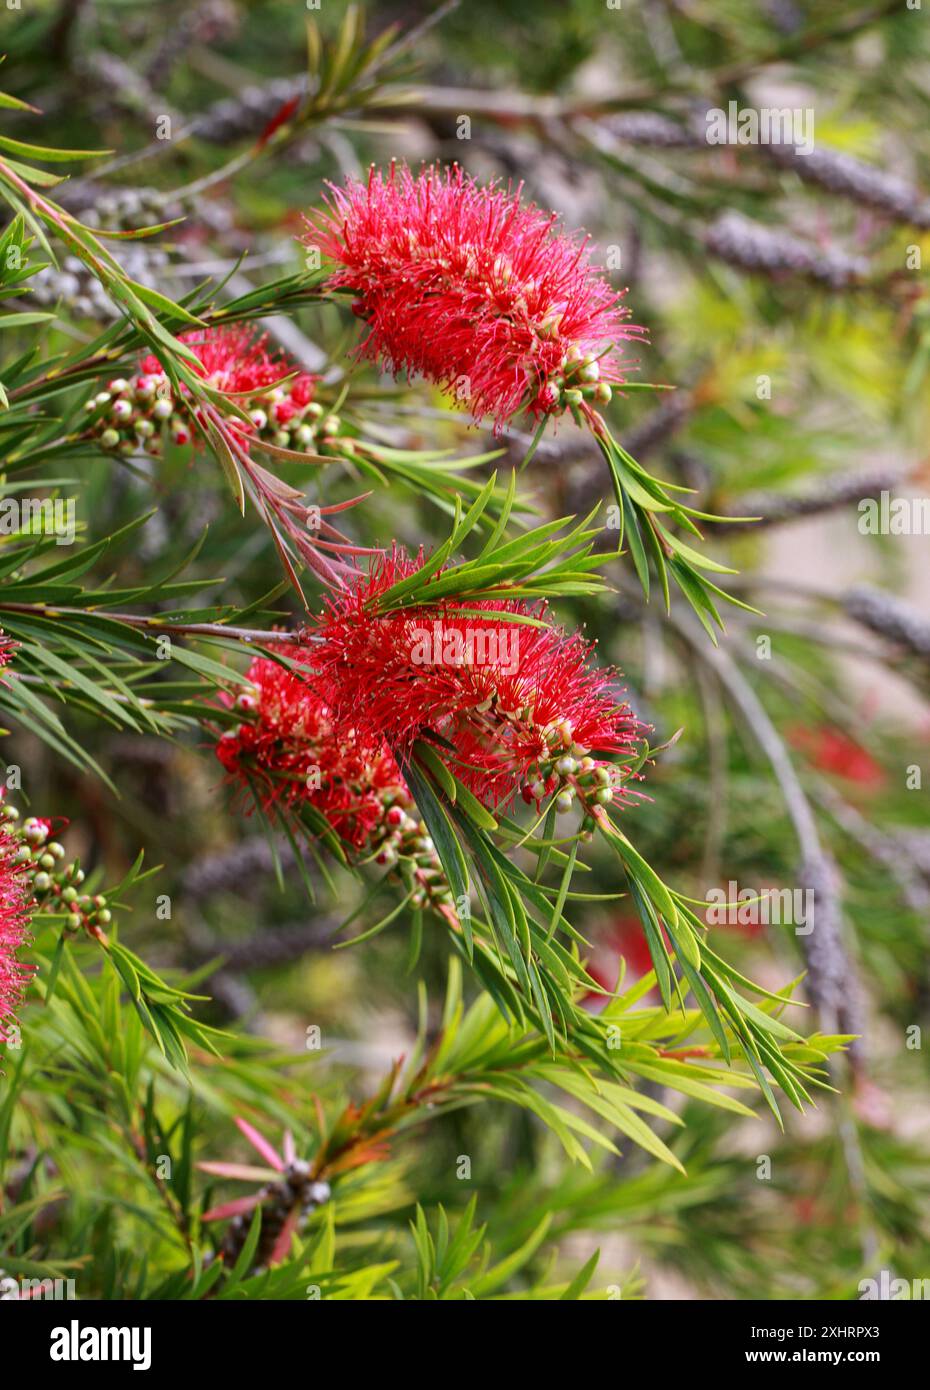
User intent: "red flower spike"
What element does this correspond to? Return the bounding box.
[0,634,35,1047]
[141,325,289,398]
[0,824,35,1046]
[307,162,644,431]
[216,646,409,850]
[213,636,456,917]
[305,547,647,811]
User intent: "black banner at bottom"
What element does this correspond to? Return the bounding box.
[0,1294,922,1376]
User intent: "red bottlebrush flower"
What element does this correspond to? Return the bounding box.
[290,374,316,408]
[305,548,647,811]
[140,325,288,397]
[788,723,885,789]
[215,646,454,911]
[582,917,658,1011]
[0,824,35,1046]
[92,326,322,462]
[307,163,644,430]
[215,646,405,851]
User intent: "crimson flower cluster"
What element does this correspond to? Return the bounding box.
[215,648,451,908]
[0,822,33,1046]
[308,162,643,430]
[216,647,407,849]
[306,549,646,819]
[0,632,32,1045]
[86,326,333,459]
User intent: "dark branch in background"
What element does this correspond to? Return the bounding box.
[49,0,89,62]
[703,212,869,289]
[813,780,930,917]
[796,853,867,1065]
[843,584,930,663]
[713,465,908,532]
[144,0,239,90]
[668,606,868,1062]
[181,835,301,900]
[186,916,337,971]
[764,142,930,229]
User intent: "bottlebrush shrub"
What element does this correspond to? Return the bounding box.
[201,542,829,1129]
[308,162,745,630]
[0,33,860,1300]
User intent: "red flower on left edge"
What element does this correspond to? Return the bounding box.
[1,629,35,1046]
[0,826,33,1045]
